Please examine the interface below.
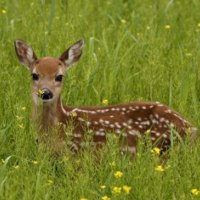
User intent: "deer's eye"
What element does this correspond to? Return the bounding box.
[32,73,39,81]
[55,75,63,82]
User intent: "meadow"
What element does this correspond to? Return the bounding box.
[1,0,200,199]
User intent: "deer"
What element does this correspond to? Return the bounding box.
[14,39,197,156]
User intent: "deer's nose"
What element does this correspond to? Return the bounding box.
[39,88,53,100]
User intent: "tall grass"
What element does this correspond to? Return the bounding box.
[0,0,200,199]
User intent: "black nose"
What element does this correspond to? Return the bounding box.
[40,88,53,100]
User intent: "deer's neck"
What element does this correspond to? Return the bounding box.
[33,96,67,132]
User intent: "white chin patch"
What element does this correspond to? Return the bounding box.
[42,99,53,104]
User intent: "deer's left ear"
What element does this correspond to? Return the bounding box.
[59,39,84,67]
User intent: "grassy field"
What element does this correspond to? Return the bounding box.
[1,0,200,199]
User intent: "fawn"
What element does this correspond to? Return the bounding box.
[14,39,197,155]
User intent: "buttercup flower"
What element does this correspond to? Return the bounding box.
[120,19,127,24]
[102,99,108,105]
[151,147,160,155]
[71,111,77,117]
[191,188,200,196]
[114,171,123,178]
[101,196,111,200]
[165,25,171,29]
[112,187,122,194]
[21,106,26,111]
[155,165,165,172]
[123,185,131,194]
[80,198,88,200]
[100,185,106,189]
[38,89,44,95]
[2,9,6,14]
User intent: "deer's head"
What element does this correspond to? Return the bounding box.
[14,39,84,105]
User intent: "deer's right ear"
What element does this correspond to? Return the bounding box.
[14,39,37,68]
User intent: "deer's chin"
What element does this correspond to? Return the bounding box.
[42,98,54,105]
[33,95,55,106]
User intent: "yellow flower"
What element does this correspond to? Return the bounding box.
[123,185,131,194]
[120,19,127,24]
[38,89,44,95]
[47,179,53,186]
[151,147,160,155]
[155,165,165,172]
[101,196,111,200]
[197,23,200,28]
[114,171,123,178]
[100,185,106,189]
[32,160,38,165]
[102,99,108,105]
[112,187,122,194]
[2,9,6,14]
[165,25,171,29]
[80,198,88,200]
[191,188,200,196]
[71,111,77,117]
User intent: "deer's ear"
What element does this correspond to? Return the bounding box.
[14,39,37,68]
[59,39,84,67]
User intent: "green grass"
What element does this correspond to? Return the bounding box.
[1,0,200,199]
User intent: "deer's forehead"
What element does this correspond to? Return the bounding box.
[33,57,65,75]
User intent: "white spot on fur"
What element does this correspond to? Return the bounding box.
[128,130,139,136]
[128,119,133,124]
[122,122,128,127]
[74,133,82,138]
[78,117,85,122]
[122,146,136,154]
[95,131,105,136]
[115,122,121,128]
[116,129,121,134]
[138,125,143,129]
[154,114,159,119]
[99,119,104,123]
[137,117,142,121]
[163,134,168,138]
[110,124,115,128]
[140,121,151,126]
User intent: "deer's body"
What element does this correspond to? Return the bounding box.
[14,39,197,155]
